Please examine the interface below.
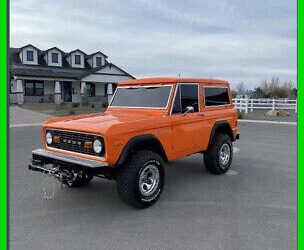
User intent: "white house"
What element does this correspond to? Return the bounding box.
[9,44,135,104]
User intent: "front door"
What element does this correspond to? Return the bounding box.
[62,82,72,102]
[171,83,206,155]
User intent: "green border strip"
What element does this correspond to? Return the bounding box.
[299,0,302,249]
[0,0,7,249]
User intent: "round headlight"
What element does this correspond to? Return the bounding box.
[46,132,53,145]
[93,139,102,154]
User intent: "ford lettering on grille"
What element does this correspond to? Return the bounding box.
[46,130,105,157]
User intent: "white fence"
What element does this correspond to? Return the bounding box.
[233,98,297,113]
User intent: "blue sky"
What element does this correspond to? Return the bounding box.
[10,0,297,89]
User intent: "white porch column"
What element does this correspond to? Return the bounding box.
[81,81,86,94]
[16,79,24,104]
[107,83,113,102]
[54,81,62,103]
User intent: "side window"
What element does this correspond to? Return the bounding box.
[172,84,199,114]
[204,87,230,106]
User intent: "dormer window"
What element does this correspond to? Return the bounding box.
[66,49,85,68]
[96,57,102,67]
[75,55,81,65]
[87,51,108,68]
[44,47,63,66]
[19,44,39,65]
[27,51,34,61]
[51,53,58,63]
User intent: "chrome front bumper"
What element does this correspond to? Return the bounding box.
[31,149,109,168]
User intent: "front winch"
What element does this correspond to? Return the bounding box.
[29,162,74,184]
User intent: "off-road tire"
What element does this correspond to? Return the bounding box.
[65,170,93,187]
[116,150,165,209]
[204,133,233,174]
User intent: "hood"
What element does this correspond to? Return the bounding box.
[43,112,156,135]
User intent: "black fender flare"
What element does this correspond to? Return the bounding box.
[208,120,234,148]
[116,134,168,165]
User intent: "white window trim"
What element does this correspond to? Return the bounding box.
[95,56,102,67]
[74,55,81,65]
[26,50,34,61]
[51,52,59,64]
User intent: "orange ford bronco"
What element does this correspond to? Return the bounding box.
[29,78,239,208]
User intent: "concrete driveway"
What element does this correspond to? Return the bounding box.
[9,105,54,126]
[9,122,297,250]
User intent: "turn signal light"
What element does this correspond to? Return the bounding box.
[84,141,93,149]
[53,136,60,143]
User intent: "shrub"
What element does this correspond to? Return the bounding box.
[72,102,80,108]
[69,109,75,115]
[237,111,244,119]
[102,102,108,108]
[81,93,90,106]
[91,103,95,109]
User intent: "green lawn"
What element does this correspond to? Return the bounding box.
[18,102,107,117]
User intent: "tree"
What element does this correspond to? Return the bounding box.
[236,82,248,95]
[255,77,295,98]
[251,87,265,99]
[231,89,237,98]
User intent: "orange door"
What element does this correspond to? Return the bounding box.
[170,83,206,155]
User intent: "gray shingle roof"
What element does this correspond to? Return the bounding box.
[9,47,134,80]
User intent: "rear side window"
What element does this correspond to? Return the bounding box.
[204,87,230,107]
[172,84,199,114]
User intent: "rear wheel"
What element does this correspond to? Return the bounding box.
[204,133,233,174]
[116,150,165,209]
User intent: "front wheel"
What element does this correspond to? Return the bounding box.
[204,133,233,174]
[116,150,165,209]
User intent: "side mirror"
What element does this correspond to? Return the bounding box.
[183,106,194,116]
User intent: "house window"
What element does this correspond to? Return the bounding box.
[51,53,58,63]
[26,50,34,61]
[172,84,199,114]
[25,81,44,96]
[86,83,96,97]
[204,87,230,106]
[75,55,81,65]
[96,57,102,67]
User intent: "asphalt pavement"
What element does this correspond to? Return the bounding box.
[9,122,297,250]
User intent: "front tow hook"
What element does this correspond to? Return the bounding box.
[28,164,53,174]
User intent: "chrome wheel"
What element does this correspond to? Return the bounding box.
[219,143,230,167]
[139,164,160,197]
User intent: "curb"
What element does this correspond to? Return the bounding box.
[10,123,42,128]
[238,119,297,125]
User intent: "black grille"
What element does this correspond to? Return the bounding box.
[46,130,105,157]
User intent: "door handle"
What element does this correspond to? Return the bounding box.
[197,113,204,117]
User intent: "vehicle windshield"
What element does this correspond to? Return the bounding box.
[110,85,172,108]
